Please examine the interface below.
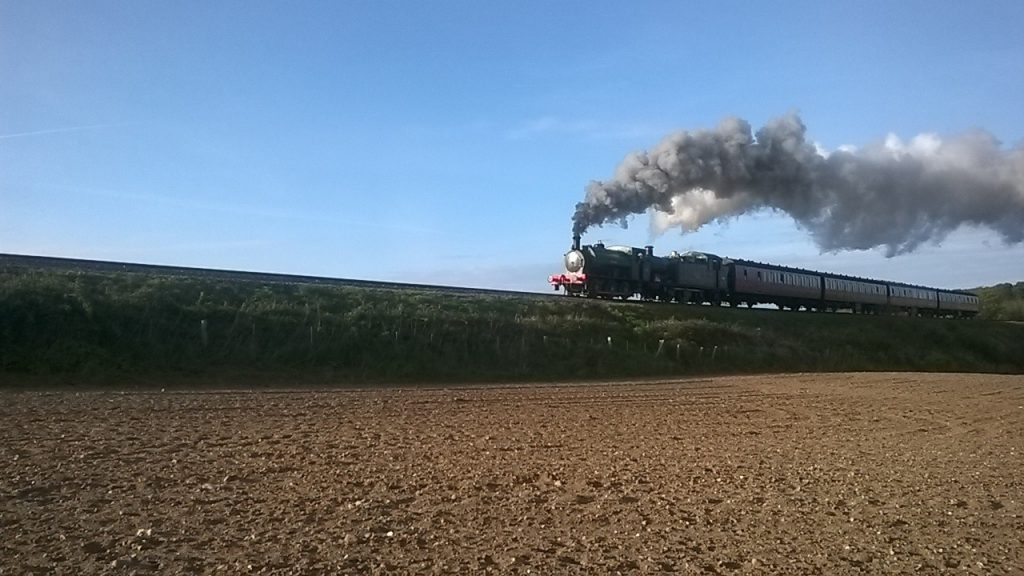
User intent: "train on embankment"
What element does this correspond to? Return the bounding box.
[549,235,980,317]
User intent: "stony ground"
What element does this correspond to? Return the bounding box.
[1,373,1022,575]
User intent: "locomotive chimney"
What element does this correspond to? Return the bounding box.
[572,233,581,251]
[645,245,654,256]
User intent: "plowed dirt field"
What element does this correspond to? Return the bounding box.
[2,373,1022,575]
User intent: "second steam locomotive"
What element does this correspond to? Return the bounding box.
[549,235,979,317]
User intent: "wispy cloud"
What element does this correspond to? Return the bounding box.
[0,123,130,141]
[0,239,273,262]
[40,183,442,235]
[505,117,665,141]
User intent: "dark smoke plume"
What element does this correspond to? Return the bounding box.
[572,114,1024,256]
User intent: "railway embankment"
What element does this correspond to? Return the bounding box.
[2,265,1023,386]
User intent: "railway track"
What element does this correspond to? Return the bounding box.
[0,253,885,314]
[0,253,555,300]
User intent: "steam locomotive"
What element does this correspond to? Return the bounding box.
[549,235,980,317]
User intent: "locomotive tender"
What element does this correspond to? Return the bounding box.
[549,235,979,317]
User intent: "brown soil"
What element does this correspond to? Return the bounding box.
[1,373,1022,575]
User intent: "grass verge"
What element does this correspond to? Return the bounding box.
[2,267,1022,386]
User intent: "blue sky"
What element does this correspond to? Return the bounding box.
[2,0,1022,291]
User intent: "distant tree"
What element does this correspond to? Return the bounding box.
[976,282,1024,321]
